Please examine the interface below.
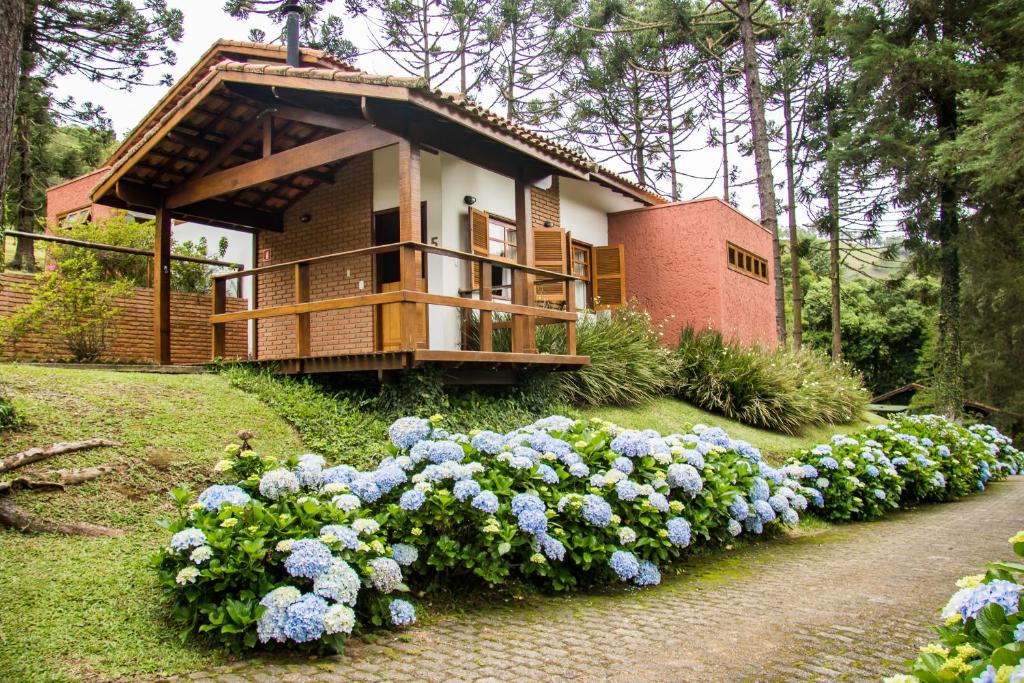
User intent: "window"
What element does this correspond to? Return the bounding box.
[487,216,517,261]
[571,240,593,309]
[727,241,769,283]
[58,208,90,228]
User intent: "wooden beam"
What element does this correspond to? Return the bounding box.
[115,180,161,209]
[188,111,270,181]
[212,279,226,358]
[479,263,492,352]
[270,104,368,132]
[218,70,412,103]
[398,139,421,351]
[294,263,311,357]
[262,117,273,158]
[173,200,284,233]
[154,201,172,365]
[167,126,400,209]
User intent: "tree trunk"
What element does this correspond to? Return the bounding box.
[11,46,36,271]
[664,70,679,201]
[0,0,27,255]
[828,184,842,363]
[719,59,729,202]
[783,88,802,350]
[736,0,786,343]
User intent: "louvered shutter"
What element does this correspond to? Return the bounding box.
[533,227,568,303]
[468,208,490,291]
[593,245,626,310]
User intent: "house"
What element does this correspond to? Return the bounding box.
[40,38,776,375]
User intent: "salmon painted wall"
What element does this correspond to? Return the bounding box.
[608,198,776,348]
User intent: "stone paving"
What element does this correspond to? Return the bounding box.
[181,478,1024,683]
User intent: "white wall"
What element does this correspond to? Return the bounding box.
[559,177,643,247]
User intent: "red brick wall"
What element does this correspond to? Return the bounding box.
[44,168,116,230]
[255,154,375,359]
[531,177,560,230]
[608,198,777,349]
[0,272,247,363]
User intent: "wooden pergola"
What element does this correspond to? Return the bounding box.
[89,53,658,371]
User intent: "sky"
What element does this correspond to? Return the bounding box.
[50,0,776,268]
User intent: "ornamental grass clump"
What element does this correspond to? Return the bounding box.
[154,412,1018,654]
[885,531,1024,683]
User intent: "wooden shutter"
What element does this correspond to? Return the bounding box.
[468,207,489,290]
[593,244,626,310]
[533,227,568,303]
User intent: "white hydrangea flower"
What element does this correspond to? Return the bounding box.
[189,545,213,564]
[352,518,380,536]
[275,539,295,553]
[323,604,356,635]
[175,566,200,585]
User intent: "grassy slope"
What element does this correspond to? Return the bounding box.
[582,397,886,461]
[0,365,869,681]
[0,364,305,682]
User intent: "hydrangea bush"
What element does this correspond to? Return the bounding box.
[885,531,1024,683]
[153,413,1019,653]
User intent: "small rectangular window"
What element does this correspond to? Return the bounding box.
[726,241,768,283]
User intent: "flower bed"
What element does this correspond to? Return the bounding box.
[885,532,1024,683]
[152,414,1021,652]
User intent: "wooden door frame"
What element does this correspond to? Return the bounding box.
[373,202,428,350]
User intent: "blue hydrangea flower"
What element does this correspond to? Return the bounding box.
[697,427,731,448]
[790,494,808,511]
[367,557,403,593]
[938,445,951,457]
[582,494,613,527]
[681,449,706,469]
[536,463,559,484]
[812,444,833,456]
[313,558,361,605]
[781,508,799,525]
[517,509,548,535]
[257,586,301,644]
[389,417,431,450]
[750,477,770,502]
[666,517,692,547]
[1014,621,1024,642]
[319,524,359,550]
[647,492,670,513]
[399,489,427,511]
[610,431,649,458]
[727,519,742,537]
[807,488,824,507]
[197,484,251,511]
[933,472,947,488]
[615,479,639,502]
[170,527,207,551]
[532,415,576,432]
[959,580,1023,620]
[332,493,361,513]
[283,593,328,643]
[753,500,776,524]
[349,476,382,503]
[818,456,839,470]
[634,560,661,587]
[471,490,500,514]
[874,489,887,500]
[321,464,359,486]
[511,493,545,517]
[294,454,325,487]
[536,533,566,561]
[609,550,640,580]
[374,465,408,493]
[260,469,300,500]
[389,598,417,626]
[768,494,790,513]
[667,463,703,496]
[729,496,749,521]
[865,465,880,478]
[569,462,590,478]
[744,516,764,534]
[453,479,481,502]
[391,543,419,566]
[284,539,333,579]
[529,432,572,457]
[731,440,762,461]
[427,440,466,464]
[612,457,634,475]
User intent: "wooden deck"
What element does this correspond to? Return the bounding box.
[250,349,589,376]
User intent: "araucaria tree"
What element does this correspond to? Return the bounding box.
[7,0,184,271]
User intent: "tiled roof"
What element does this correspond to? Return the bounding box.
[94,41,665,206]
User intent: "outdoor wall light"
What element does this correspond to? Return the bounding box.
[300,213,312,223]
[543,220,553,227]
[464,195,476,205]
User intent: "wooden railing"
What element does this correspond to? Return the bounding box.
[210,241,580,360]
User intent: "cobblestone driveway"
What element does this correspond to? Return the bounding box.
[183,478,1024,683]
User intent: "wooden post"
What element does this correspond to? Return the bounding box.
[212,278,226,359]
[398,139,421,351]
[479,262,492,352]
[512,179,536,353]
[565,271,577,357]
[294,262,310,357]
[153,200,172,364]
[262,117,273,158]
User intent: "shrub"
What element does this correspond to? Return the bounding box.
[0,381,19,431]
[672,327,869,434]
[0,252,133,361]
[788,416,1022,521]
[153,413,1018,653]
[153,415,821,651]
[886,532,1024,683]
[534,305,680,407]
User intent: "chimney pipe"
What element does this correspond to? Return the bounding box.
[282,2,301,67]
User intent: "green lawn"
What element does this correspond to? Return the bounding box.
[581,397,886,462]
[0,364,865,681]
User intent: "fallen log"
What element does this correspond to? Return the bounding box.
[0,464,118,496]
[0,500,123,536]
[0,438,121,473]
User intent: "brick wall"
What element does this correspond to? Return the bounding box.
[44,168,116,229]
[255,154,375,359]
[531,176,560,230]
[0,272,248,363]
